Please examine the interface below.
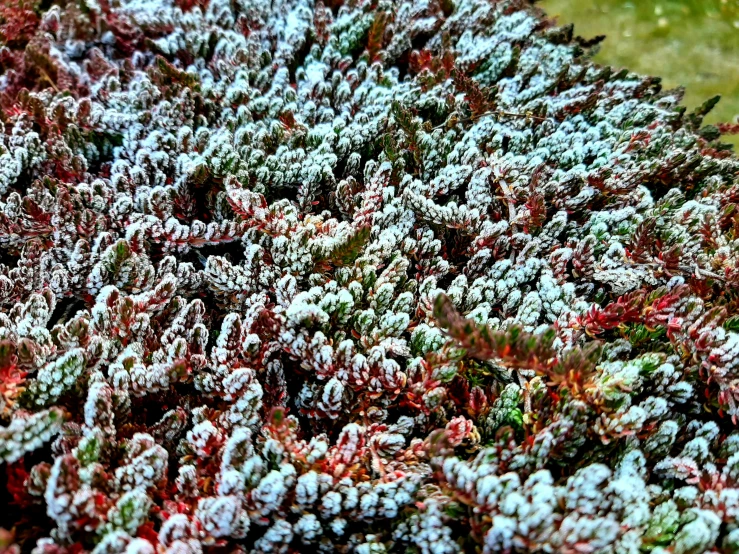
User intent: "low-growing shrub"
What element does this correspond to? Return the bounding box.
[1,0,739,552]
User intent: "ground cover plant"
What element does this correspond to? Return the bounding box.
[1,0,739,552]
[541,0,739,148]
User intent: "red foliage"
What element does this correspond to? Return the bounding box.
[582,285,691,338]
[625,218,657,264]
[367,12,390,62]
[0,341,27,414]
[434,294,602,399]
[524,192,546,233]
[6,462,32,508]
[409,49,456,91]
[174,0,210,12]
[313,2,332,45]
[0,4,39,49]
[716,122,739,135]
[581,292,644,336]
[452,68,496,118]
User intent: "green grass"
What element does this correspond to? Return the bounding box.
[540,0,739,147]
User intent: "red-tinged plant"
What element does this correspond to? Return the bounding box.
[367,11,391,62]
[0,341,25,416]
[716,122,739,135]
[0,3,39,49]
[434,294,602,399]
[409,48,456,91]
[452,68,496,119]
[581,290,647,336]
[1,0,739,552]
[6,462,31,508]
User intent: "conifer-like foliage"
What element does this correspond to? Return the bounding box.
[1,0,739,552]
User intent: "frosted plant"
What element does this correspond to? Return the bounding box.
[0,0,738,552]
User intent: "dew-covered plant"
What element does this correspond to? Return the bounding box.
[0,0,739,552]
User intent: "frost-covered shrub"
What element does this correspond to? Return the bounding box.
[0,0,738,552]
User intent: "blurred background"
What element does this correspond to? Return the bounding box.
[541,0,739,147]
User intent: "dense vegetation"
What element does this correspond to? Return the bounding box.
[0,0,739,552]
